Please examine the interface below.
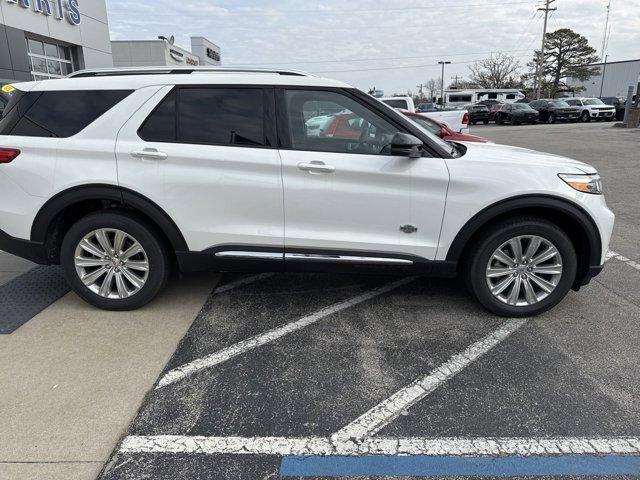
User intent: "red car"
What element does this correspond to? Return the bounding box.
[403,111,489,143]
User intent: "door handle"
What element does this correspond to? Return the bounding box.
[297,161,335,173]
[130,148,168,160]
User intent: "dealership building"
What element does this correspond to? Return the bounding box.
[112,36,221,68]
[0,0,113,82]
[568,58,640,98]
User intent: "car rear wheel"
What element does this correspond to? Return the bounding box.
[61,211,170,310]
[464,218,577,317]
[483,119,489,125]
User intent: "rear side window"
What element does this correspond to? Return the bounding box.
[0,90,132,137]
[139,87,267,147]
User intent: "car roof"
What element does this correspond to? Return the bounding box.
[10,67,353,92]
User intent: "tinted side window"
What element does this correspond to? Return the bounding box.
[0,90,131,137]
[139,90,176,142]
[286,89,398,155]
[179,88,265,146]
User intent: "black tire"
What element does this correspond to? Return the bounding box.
[547,114,555,124]
[483,119,489,125]
[581,111,590,122]
[495,114,502,125]
[60,211,170,310]
[464,218,577,317]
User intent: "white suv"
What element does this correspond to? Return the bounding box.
[565,97,616,122]
[0,67,614,316]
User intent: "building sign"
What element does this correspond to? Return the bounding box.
[169,48,199,66]
[5,0,81,26]
[206,47,220,62]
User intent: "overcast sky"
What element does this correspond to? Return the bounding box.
[106,0,640,94]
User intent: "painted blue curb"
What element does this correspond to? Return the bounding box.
[280,455,640,477]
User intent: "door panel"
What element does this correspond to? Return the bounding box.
[279,89,449,261]
[115,86,284,253]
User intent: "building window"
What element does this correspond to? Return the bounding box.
[27,38,74,80]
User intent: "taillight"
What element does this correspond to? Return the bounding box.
[0,148,20,164]
[462,112,469,125]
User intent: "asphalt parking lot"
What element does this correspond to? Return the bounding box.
[2,121,639,480]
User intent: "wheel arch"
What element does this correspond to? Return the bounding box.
[31,184,188,263]
[445,194,602,289]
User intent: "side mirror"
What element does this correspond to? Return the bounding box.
[390,132,423,158]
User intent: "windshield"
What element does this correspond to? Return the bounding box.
[511,104,532,110]
[550,100,570,107]
[584,98,604,105]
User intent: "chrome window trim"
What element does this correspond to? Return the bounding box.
[214,251,283,260]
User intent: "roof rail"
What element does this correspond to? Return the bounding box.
[67,66,314,78]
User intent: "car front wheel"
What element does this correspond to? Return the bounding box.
[465,218,577,317]
[61,211,170,310]
[581,111,590,122]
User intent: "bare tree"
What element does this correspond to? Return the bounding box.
[468,52,522,89]
[425,77,441,102]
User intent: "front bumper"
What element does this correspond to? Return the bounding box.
[0,229,49,264]
[556,114,579,121]
[590,111,615,117]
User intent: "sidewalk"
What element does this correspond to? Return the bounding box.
[0,268,219,480]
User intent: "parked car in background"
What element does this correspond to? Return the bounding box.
[599,96,626,121]
[488,103,504,122]
[464,104,490,125]
[565,97,615,122]
[381,96,415,112]
[477,99,503,107]
[495,103,539,125]
[403,111,488,143]
[305,112,364,140]
[416,102,438,113]
[380,96,469,133]
[529,99,580,123]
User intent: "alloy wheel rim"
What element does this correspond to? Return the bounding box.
[74,228,149,299]
[485,235,563,307]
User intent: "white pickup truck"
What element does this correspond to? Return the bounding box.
[380,96,469,133]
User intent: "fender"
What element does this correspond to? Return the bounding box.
[445,194,602,267]
[30,184,188,252]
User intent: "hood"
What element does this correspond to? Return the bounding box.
[457,141,598,174]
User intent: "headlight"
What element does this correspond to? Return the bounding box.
[558,173,603,195]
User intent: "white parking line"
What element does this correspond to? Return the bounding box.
[119,434,640,456]
[606,250,640,272]
[155,276,419,389]
[213,272,276,294]
[331,318,528,444]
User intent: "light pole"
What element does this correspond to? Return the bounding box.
[438,61,451,108]
[599,54,608,98]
